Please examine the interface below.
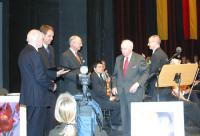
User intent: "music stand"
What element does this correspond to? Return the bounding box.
[157,63,198,100]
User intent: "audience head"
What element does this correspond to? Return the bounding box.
[121,40,134,57]
[186,58,191,64]
[55,92,77,136]
[148,35,161,51]
[193,55,199,63]
[100,59,106,71]
[26,29,44,49]
[93,61,104,74]
[181,56,187,64]
[40,24,54,45]
[69,35,83,52]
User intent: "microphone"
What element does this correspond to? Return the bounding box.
[176,46,182,54]
[80,66,88,74]
[168,47,182,62]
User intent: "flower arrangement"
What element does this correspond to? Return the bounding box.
[0,103,20,136]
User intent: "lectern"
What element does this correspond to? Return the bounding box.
[157,63,198,100]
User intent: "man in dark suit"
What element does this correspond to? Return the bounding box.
[61,35,84,95]
[147,35,169,101]
[18,29,57,136]
[91,61,121,129]
[112,40,148,136]
[39,25,56,69]
[38,24,68,133]
[39,25,67,80]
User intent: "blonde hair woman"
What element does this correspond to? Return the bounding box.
[49,92,77,136]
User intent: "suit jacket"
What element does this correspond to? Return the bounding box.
[149,47,168,79]
[60,49,84,95]
[90,72,110,105]
[148,47,169,99]
[112,52,148,101]
[18,44,55,106]
[38,45,56,80]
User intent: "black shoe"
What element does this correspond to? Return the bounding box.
[111,125,118,130]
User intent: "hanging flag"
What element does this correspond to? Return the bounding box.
[197,0,200,39]
[189,0,197,39]
[182,0,190,40]
[156,0,168,40]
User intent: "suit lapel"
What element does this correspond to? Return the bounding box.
[123,53,137,76]
[77,52,83,64]
[120,56,124,76]
[68,50,81,65]
[40,46,48,57]
[128,54,136,69]
[94,72,105,86]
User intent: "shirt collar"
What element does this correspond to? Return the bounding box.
[28,43,38,51]
[70,47,77,56]
[124,52,133,61]
[152,47,160,54]
[43,44,48,49]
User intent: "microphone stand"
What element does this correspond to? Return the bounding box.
[155,68,162,102]
[155,73,160,101]
[173,73,182,100]
[168,53,180,63]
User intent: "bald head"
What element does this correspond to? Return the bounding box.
[148,35,161,51]
[121,40,133,57]
[69,35,83,52]
[27,29,43,49]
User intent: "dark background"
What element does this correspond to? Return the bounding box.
[1,0,200,92]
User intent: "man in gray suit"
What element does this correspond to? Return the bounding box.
[112,40,148,136]
[61,35,84,95]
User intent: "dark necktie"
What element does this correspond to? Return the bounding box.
[123,57,129,77]
[45,47,50,55]
[100,73,104,81]
[46,47,52,66]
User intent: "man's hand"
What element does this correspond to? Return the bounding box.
[56,69,70,77]
[194,80,200,86]
[52,83,57,92]
[109,95,117,101]
[129,82,139,93]
[112,87,118,95]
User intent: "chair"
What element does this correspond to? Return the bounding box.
[101,108,112,129]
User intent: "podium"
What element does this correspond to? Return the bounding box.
[157,63,199,100]
[157,63,198,87]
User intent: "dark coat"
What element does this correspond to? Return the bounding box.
[18,44,54,107]
[90,72,110,105]
[60,49,84,95]
[38,45,56,80]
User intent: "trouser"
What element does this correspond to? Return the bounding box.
[27,106,48,136]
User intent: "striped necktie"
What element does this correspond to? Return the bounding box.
[75,53,81,64]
